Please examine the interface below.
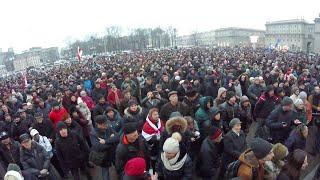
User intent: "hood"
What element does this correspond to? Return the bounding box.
[239,149,259,168]
[166,117,187,134]
[199,96,213,110]
[217,87,227,99]
[209,107,220,116]
[124,105,143,117]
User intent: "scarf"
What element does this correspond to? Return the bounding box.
[142,116,163,141]
[160,151,187,171]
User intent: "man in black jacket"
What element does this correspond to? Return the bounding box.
[160,91,188,121]
[0,131,21,169]
[90,115,119,180]
[219,91,240,129]
[115,122,146,177]
[222,118,247,169]
[198,126,223,180]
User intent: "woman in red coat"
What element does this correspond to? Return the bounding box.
[107,84,123,109]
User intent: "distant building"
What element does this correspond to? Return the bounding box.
[197,31,216,46]
[215,27,265,47]
[176,35,193,47]
[41,47,59,62]
[13,52,41,71]
[265,19,315,52]
[0,65,7,75]
[176,31,216,47]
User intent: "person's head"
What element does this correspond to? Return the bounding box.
[283,149,308,177]
[52,101,60,111]
[18,109,26,118]
[95,82,101,88]
[163,132,182,160]
[254,77,260,85]
[30,129,40,142]
[250,138,274,162]
[240,96,250,107]
[184,116,195,130]
[124,157,147,177]
[80,90,87,97]
[162,74,169,82]
[294,99,304,110]
[210,107,221,121]
[63,114,72,125]
[296,124,308,139]
[57,122,68,138]
[106,107,114,118]
[20,134,32,150]
[206,98,212,109]
[281,97,293,112]
[292,87,300,96]
[298,91,308,103]
[209,126,223,143]
[98,96,106,104]
[124,90,131,99]
[272,143,289,163]
[0,131,10,145]
[123,122,139,143]
[169,91,178,105]
[128,100,138,112]
[315,86,320,95]
[70,95,77,102]
[146,77,152,85]
[266,85,275,97]
[229,118,242,133]
[149,108,159,122]
[4,114,11,122]
[34,112,43,123]
[4,163,23,180]
[94,115,108,130]
[226,91,236,104]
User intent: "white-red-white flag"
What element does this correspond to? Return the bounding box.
[77,46,83,62]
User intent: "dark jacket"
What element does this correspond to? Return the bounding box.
[266,107,296,143]
[182,95,201,118]
[11,119,33,141]
[106,109,123,133]
[31,119,55,140]
[0,140,21,168]
[66,120,84,138]
[160,102,188,121]
[156,152,193,180]
[198,137,223,178]
[90,127,119,167]
[219,102,240,127]
[254,94,279,119]
[20,141,50,177]
[223,130,247,167]
[92,88,107,103]
[92,103,110,119]
[285,130,306,152]
[115,135,146,174]
[55,131,89,169]
[247,84,264,105]
[276,171,295,180]
[123,106,147,132]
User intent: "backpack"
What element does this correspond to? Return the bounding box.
[224,160,241,179]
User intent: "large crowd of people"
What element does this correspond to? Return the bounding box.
[0,47,320,180]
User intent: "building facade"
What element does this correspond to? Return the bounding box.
[265,19,316,52]
[215,27,265,47]
[176,31,216,47]
[13,52,41,71]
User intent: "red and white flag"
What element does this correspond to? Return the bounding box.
[77,46,83,62]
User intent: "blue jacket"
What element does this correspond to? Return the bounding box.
[285,130,306,152]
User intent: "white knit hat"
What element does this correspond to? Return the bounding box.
[294,99,304,106]
[163,132,181,153]
[30,129,39,137]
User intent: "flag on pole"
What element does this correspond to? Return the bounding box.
[77,46,83,62]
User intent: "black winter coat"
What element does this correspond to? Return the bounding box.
[198,138,223,178]
[222,130,247,167]
[0,140,21,168]
[55,131,89,169]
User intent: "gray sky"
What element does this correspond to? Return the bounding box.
[1,0,319,52]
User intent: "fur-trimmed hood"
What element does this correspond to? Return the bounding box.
[124,105,143,117]
[165,117,188,134]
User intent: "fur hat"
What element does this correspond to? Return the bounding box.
[272,143,288,161]
[165,117,188,134]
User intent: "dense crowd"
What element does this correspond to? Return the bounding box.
[0,47,320,180]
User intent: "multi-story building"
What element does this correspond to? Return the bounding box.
[265,19,315,52]
[197,30,216,46]
[13,52,41,71]
[215,27,265,47]
[176,31,216,47]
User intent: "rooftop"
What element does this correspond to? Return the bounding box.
[266,19,314,25]
[215,27,265,32]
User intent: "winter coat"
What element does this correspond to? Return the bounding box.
[237,149,265,180]
[92,103,110,119]
[219,102,240,127]
[107,89,123,108]
[55,131,89,169]
[197,137,223,178]
[254,94,279,119]
[292,107,307,125]
[156,151,193,180]
[66,120,84,139]
[106,109,123,133]
[36,103,51,119]
[11,119,33,141]
[285,130,306,152]
[213,87,227,107]
[115,135,146,174]
[204,81,220,99]
[160,102,188,121]
[92,88,107,103]
[90,127,120,167]
[20,141,50,177]
[31,119,55,140]
[195,96,213,133]
[247,84,264,105]
[223,130,247,167]
[124,106,147,131]
[81,96,95,111]
[182,95,201,118]
[266,107,296,143]
[49,107,68,128]
[0,140,21,168]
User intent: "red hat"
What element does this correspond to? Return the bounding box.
[209,127,222,141]
[124,157,146,176]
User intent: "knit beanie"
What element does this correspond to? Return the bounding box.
[250,138,273,159]
[209,126,222,141]
[281,96,293,106]
[124,157,146,176]
[226,91,236,100]
[163,132,182,154]
[298,91,307,99]
[294,99,304,107]
[56,121,68,132]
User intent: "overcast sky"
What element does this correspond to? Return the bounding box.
[1,0,319,52]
